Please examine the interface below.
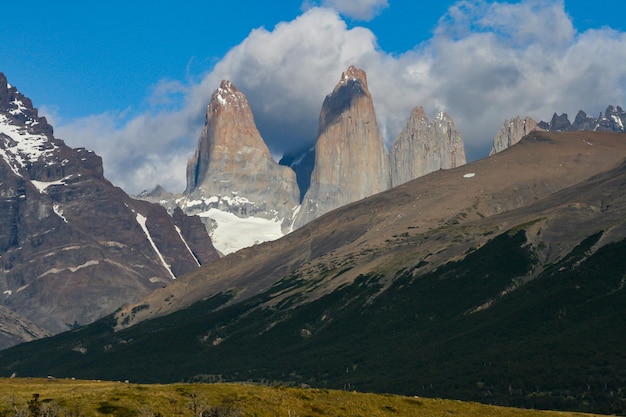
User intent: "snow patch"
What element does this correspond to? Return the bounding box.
[289,205,302,232]
[174,225,200,267]
[611,114,624,130]
[0,114,57,176]
[135,212,176,279]
[8,98,28,116]
[199,208,283,255]
[216,93,227,106]
[53,204,68,222]
[31,177,69,193]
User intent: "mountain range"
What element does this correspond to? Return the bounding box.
[2,127,626,413]
[143,65,466,253]
[0,73,219,349]
[490,105,626,155]
[3,69,626,414]
[539,105,626,132]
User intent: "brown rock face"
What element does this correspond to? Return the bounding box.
[183,80,300,237]
[296,66,390,227]
[0,73,217,347]
[390,107,466,187]
[490,116,539,155]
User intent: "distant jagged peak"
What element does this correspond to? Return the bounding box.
[538,104,625,133]
[339,65,368,87]
[435,110,456,125]
[0,74,61,178]
[412,105,427,117]
[489,115,539,156]
[605,104,624,115]
[210,79,249,111]
[137,184,173,199]
[0,72,53,137]
[406,106,453,127]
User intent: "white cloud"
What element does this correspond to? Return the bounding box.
[53,1,626,194]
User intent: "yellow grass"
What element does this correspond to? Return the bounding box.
[0,378,605,417]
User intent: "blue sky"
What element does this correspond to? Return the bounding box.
[2,1,626,193]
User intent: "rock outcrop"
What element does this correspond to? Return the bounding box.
[596,105,626,131]
[489,116,539,156]
[390,106,466,187]
[0,73,218,347]
[295,66,390,227]
[180,80,300,254]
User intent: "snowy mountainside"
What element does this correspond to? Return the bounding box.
[170,80,301,255]
[0,72,218,348]
[176,194,289,255]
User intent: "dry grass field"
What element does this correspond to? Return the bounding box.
[0,378,607,417]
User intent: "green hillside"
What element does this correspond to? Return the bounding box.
[2,226,626,414]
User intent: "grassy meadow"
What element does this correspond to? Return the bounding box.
[0,378,607,417]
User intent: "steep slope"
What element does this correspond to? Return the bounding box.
[180,80,300,255]
[0,305,50,350]
[295,66,390,227]
[489,116,539,155]
[0,73,218,347]
[390,106,466,186]
[3,131,626,414]
[114,130,626,327]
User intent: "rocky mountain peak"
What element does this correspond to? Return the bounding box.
[489,116,539,156]
[390,106,466,187]
[0,74,218,348]
[413,105,428,120]
[0,73,53,138]
[339,65,367,86]
[181,81,300,254]
[186,80,272,193]
[295,65,390,227]
[600,104,625,131]
[212,79,249,110]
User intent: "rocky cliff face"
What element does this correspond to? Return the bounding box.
[180,80,300,254]
[390,106,466,187]
[0,73,218,347]
[295,66,390,227]
[489,116,539,156]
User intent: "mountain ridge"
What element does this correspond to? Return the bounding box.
[0,72,218,348]
[114,130,626,328]
[3,130,626,415]
[3,131,626,414]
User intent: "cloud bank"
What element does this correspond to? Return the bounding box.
[55,0,626,194]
